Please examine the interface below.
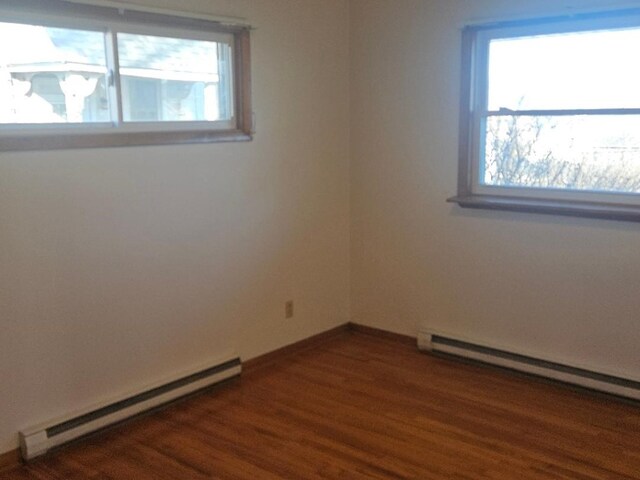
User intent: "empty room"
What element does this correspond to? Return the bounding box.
[1,0,639,478]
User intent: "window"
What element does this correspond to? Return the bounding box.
[450,9,640,222]
[0,0,252,151]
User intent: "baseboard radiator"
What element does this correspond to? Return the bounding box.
[418,330,640,401]
[20,355,242,461]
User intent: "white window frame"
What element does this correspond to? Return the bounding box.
[0,0,252,151]
[450,9,640,222]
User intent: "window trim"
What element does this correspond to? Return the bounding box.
[0,0,253,151]
[449,8,640,222]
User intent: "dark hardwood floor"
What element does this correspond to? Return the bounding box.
[2,330,640,479]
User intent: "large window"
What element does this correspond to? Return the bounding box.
[0,0,252,151]
[451,10,640,222]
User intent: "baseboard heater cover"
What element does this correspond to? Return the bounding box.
[418,329,640,401]
[20,355,241,461]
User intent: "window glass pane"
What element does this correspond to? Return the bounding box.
[118,33,233,123]
[0,22,110,124]
[483,115,640,194]
[487,27,640,111]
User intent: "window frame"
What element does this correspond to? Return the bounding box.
[0,0,252,151]
[449,9,640,222]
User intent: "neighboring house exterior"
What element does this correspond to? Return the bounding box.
[0,23,230,124]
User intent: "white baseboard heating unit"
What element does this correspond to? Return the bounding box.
[418,329,640,402]
[20,355,241,461]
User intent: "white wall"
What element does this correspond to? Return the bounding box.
[0,0,350,454]
[350,0,640,379]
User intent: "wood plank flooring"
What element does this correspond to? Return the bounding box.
[2,330,640,479]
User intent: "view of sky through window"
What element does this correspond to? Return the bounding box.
[482,26,640,194]
[488,27,640,111]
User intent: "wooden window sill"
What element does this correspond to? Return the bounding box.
[0,129,253,152]
[447,194,640,223]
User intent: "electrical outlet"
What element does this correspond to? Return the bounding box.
[285,301,294,319]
